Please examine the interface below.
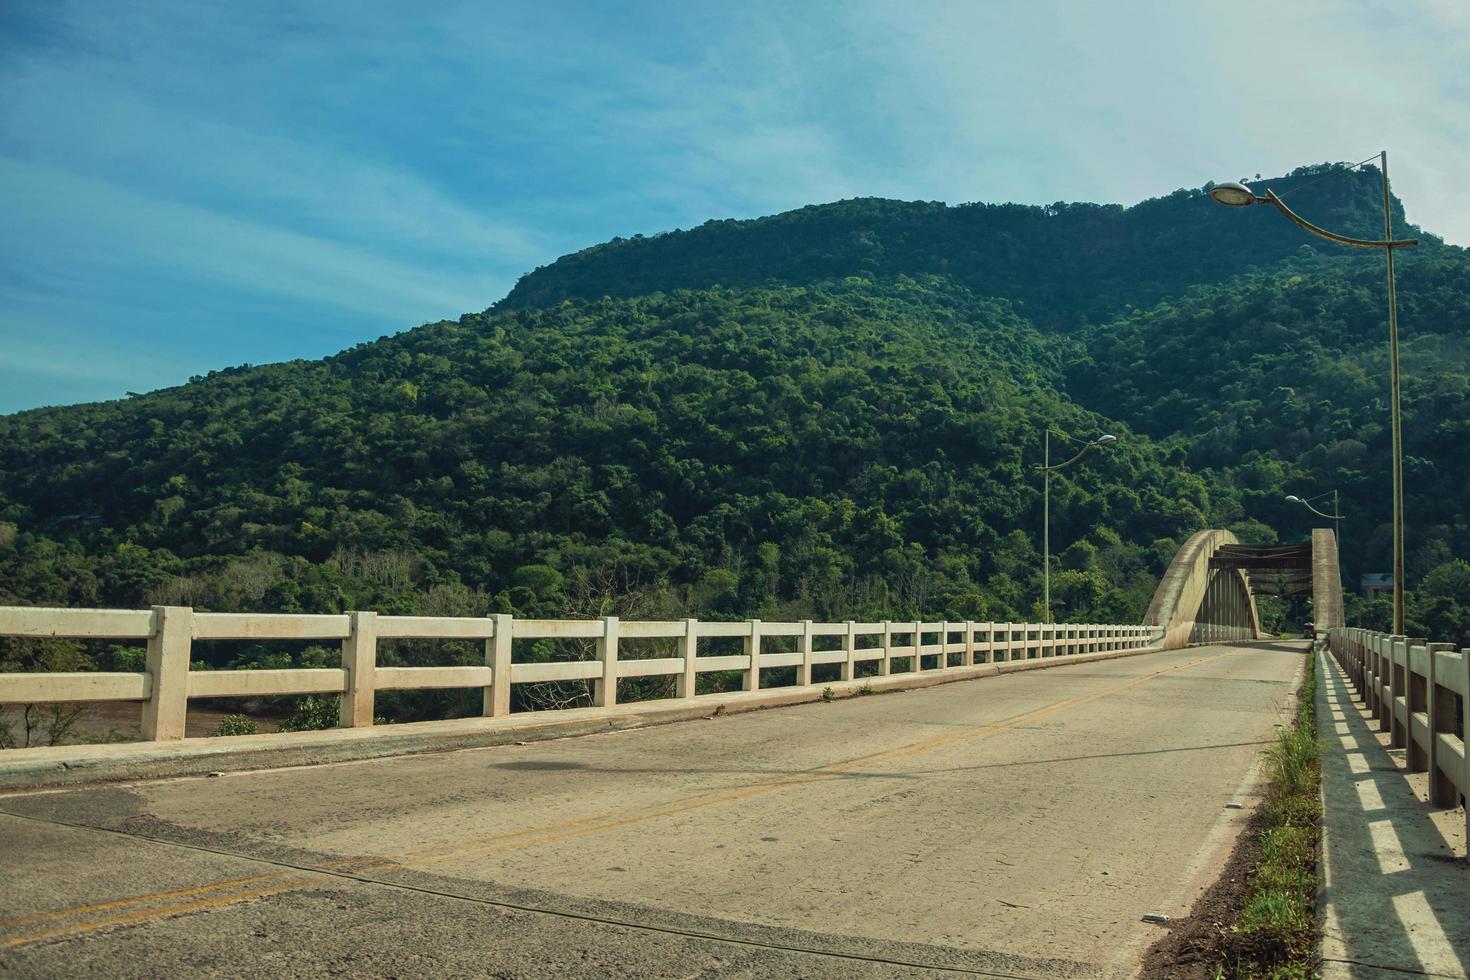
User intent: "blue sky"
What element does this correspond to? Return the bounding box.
[2,0,1466,413]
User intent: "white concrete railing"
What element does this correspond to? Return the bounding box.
[1326,627,1470,840]
[0,606,1159,742]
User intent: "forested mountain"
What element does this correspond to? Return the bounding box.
[0,280,1205,635]
[501,164,1434,329]
[3,161,1469,694]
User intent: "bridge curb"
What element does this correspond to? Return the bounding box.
[0,645,1166,792]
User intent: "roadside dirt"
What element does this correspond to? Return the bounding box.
[1138,806,1270,978]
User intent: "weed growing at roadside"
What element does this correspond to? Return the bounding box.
[1221,651,1321,977]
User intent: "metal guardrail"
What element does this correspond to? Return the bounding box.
[0,605,1160,742]
[1325,627,1469,837]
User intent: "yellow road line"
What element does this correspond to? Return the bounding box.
[1,877,316,950]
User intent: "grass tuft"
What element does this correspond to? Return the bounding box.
[1220,650,1321,976]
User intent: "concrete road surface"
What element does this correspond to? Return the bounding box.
[0,641,1303,978]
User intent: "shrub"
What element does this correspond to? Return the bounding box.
[214,714,260,737]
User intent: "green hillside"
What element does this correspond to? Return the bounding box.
[501,164,1430,329]
[0,279,1209,637]
[1068,247,1470,612]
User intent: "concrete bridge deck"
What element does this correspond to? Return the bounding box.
[0,641,1304,978]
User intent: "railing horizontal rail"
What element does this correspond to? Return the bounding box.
[0,671,150,703]
[375,617,496,640]
[511,661,601,684]
[193,613,351,641]
[0,605,1161,744]
[375,666,493,691]
[188,668,345,698]
[0,607,154,639]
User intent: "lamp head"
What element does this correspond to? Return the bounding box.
[1208,181,1257,207]
[1285,495,1302,503]
[1094,434,1118,446]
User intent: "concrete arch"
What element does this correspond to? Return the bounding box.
[1145,530,1262,650]
[1311,527,1344,631]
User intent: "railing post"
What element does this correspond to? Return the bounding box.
[881,620,893,675]
[1462,646,1470,841]
[1422,642,1453,786]
[963,620,975,667]
[487,613,513,717]
[679,618,699,698]
[742,619,762,691]
[799,619,814,687]
[939,620,949,669]
[842,620,856,681]
[340,610,377,728]
[596,616,619,706]
[1382,636,1403,734]
[142,605,192,741]
[911,621,922,671]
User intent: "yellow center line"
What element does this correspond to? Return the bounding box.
[1,649,1231,947]
[0,878,317,950]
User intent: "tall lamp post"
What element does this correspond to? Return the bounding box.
[1209,153,1416,632]
[1040,431,1117,622]
[1286,490,1345,577]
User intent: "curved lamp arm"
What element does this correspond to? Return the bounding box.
[1041,445,1094,473]
[1261,190,1418,251]
[1040,435,1116,473]
[1288,496,1345,520]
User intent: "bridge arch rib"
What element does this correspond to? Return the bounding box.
[1145,529,1262,650]
[1310,527,1344,631]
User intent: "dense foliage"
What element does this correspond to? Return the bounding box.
[502,164,1431,330]
[0,280,1207,647]
[3,160,1468,714]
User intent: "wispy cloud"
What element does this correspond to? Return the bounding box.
[0,158,506,324]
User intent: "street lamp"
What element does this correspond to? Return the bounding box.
[1210,154,1417,632]
[1286,490,1344,579]
[1039,432,1118,622]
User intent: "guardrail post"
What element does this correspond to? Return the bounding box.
[1461,646,1470,840]
[799,619,814,687]
[743,619,761,691]
[595,616,619,707]
[340,611,377,728]
[142,605,192,741]
[842,620,856,681]
[1422,642,1453,786]
[679,618,699,698]
[486,613,513,717]
[880,621,893,675]
[1382,636,1402,735]
[939,620,949,669]
[963,620,975,667]
[1393,638,1419,748]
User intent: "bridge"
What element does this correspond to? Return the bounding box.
[3,529,1465,977]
